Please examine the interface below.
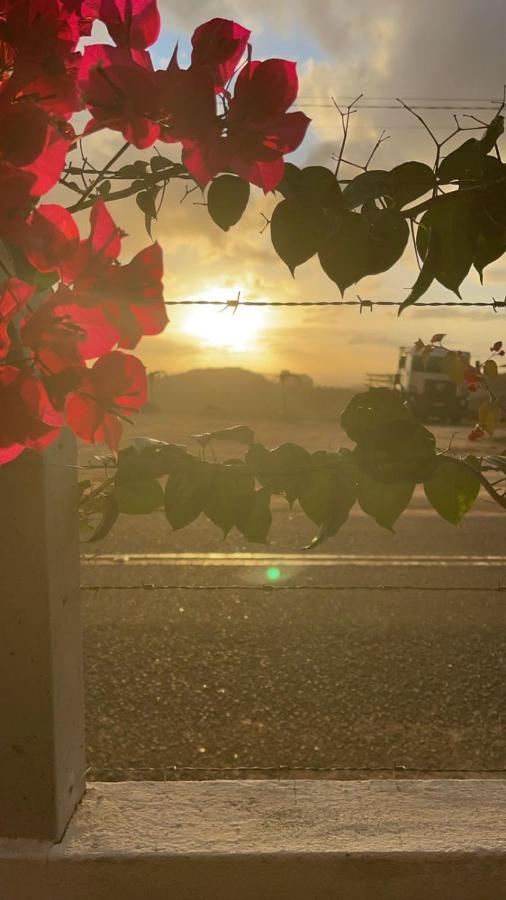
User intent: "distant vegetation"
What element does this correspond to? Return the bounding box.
[146,368,356,420]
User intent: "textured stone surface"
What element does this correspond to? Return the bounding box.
[2,780,506,899]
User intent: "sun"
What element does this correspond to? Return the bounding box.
[180,287,267,353]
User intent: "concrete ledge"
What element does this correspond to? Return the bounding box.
[1,780,506,899]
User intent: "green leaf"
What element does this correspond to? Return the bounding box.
[271,199,325,274]
[343,170,390,209]
[114,479,164,514]
[437,138,483,184]
[246,442,311,504]
[96,179,111,196]
[479,399,503,435]
[164,461,216,530]
[277,164,343,212]
[301,166,344,211]
[298,453,357,549]
[117,161,149,178]
[341,388,411,443]
[354,420,438,484]
[366,210,409,274]
[358,471,414,530]
[136,189,159,218]
[150,155,173,172]
[207,175,250,231]
[204,464,255,536]
[117,443,190,482]
[483,359,499,378]
[424,457,480,524]
[300,453,357,549]
[398,226,438,313]
[480,115,504,154]
[416,195,477,295]
[388,161,435,207]
[236,488,272,543]
[318,211,370,294]
[473,217,506,282]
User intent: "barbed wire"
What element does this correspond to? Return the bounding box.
[81,583,506,594]
[86,763,506,779]
[165,297,506,312]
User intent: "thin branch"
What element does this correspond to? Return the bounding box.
[70,142,129,212]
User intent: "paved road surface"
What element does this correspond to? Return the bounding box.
[82,495,506,781]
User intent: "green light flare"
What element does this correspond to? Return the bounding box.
[266,566,282,582]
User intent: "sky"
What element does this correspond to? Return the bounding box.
[72,1,506,386]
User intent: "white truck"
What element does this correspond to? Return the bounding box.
[394,345,471,423]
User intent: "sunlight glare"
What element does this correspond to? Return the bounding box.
[180,287,267,352]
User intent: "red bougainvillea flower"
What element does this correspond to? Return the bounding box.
[191,18,251,92]
[21,287,87,372]
[183,58,311,191]
[468,424,485,441]
[18,204,80,279]
[0,99,49,168]
[79,44,161,148]
[18,123,74,196]
[0,165,36,237]
[464,365,480,387]
[69,198,124,280]
[65,350,147,450]
[0,0,83,116]
[0,364,62,464]
[0,278,35,358]
[83,0,160,49]
[19,200,124,285]
[52,241,167,357]
[155,52,219,147]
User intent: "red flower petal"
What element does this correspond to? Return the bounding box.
[83,0,161,49]
[191,18,251,91]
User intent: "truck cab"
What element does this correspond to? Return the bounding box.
[394,345,470,423]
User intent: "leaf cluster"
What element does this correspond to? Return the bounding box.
[79,389,495,545]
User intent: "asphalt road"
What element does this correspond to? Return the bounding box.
[81,495,506,782]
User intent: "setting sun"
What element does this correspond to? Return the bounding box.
[180,288,268,352]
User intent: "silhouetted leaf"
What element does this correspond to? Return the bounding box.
[271,199,326,274]
[165,461,216,530]
[367,210,409,274]
[480,115,504,154]
[208,175,250,231]
[398,226,439,313]
[341,388,411,443]
[150,155,173,172]
[236,488,272,543]
[416,195,476,295]
[115,479,164,514]
[389,161,435,207]
[424,457,480,524]
[438,138,483,183]
[358,472,414,530]
[246,442,311,504]
[204,464,255,535]
[343,170,390,209]
[318,211,370,293]
[354,420,437,484]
